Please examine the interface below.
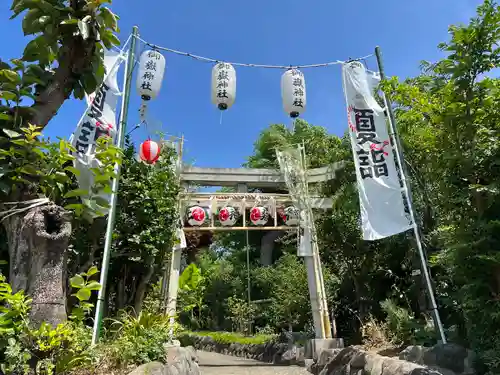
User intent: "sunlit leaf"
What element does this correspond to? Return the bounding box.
[76,288,91,301]
[64,189,89,198]
[69,275,85,289]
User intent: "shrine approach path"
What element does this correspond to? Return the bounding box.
[197,350,309,375]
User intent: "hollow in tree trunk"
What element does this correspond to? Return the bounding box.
[3,204,71,328]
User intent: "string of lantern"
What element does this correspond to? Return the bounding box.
[133,37,373,226]
[136,36,373,69]
[134,36,374,130]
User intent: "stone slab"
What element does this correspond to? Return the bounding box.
[304,338,345,360]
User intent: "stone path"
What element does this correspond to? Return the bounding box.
[197,351,309,375]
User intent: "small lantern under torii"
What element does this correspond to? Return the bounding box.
[281,206,300,226]
[250,206,270,226]
[218,206,239,226]
[139,139,161,164]
[186,205,207,226]
[211,62,236,110]
[136,50,166,101]
[281,68,306,118]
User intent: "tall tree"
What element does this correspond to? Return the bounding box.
[0,0,121,325]
[383,1,500,371]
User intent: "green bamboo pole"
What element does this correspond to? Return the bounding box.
[91,26,139,345]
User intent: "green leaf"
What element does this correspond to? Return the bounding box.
[100,29,120,49]
[108,33,121,47]
[54,171,70,183]
[94,196,110,208]
[99,7,118,32]
[64,165,80,176]
[0,181,10,195]
[22,8,43,35]
[22,73,45,85]
[70,274,85,289]
[32,0,57,14]
[81,72,97,95]
[0,91,17,101]
[73,81,85,100]
[19,89,35,100]
[10,0,31,19]
[102,185,113,194]
[86,266,99,277]
[20,165,40,175]
[86,281,101,291]
[75,288,91,301]
[70,307,84,320]
[64,203,84,213]
[0,114,14,122]
[0,69,21,83]
[26,63,45,76]
[10,59,24,70]
[23,35,49,63]
[0,166,10,178]
[60,18,78,25]
[64,188,89,198]
[2,129,21,138]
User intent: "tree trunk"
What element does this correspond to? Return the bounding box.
[116,265,127,311]
[260,231,281,266]
[134,262,155,315]
[4,204,71,328]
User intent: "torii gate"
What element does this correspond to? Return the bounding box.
[165,159,345,358]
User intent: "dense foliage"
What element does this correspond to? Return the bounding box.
[2,0,500,374]
[175,3,500,374]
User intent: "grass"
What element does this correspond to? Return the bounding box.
[180,330,276,345]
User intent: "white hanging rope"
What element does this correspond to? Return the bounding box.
[135,35,373,69]
[0,198,50,222]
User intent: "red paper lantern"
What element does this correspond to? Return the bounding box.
[187,205,207,226]
[139,139,161,164]
[250,206,269,226]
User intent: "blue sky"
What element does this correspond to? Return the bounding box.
[0,0,482,168]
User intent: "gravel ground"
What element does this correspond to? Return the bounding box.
[197,350,310,375]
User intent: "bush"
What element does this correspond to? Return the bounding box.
[178,331,276,346]
[103,310,173,367]
[0,269,98,374]
[361,315,392,350]
[380,299,436,346]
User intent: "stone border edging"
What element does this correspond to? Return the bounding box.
[308,346,447,375]
[177,333,305,366]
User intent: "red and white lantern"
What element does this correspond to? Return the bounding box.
[186,205,207,226]
[139,139,161,164]
[250,206,269,226]
[218,206,238,226]
[281,206,300,226]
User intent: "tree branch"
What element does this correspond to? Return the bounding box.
[30,37,96,129]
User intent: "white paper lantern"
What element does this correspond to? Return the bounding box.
[281,206,300,226]
[211,62,236,110]
[250,206,269,226]
[186,205,207,226]
[218,206,239,226]
[136,50,166,101]
[281,68,306,118]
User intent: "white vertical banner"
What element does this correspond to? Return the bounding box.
[342,61,411,240]
[70,50,127,213]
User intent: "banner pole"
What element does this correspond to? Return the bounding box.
[374,46,447,344]
[91,26,139,345]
